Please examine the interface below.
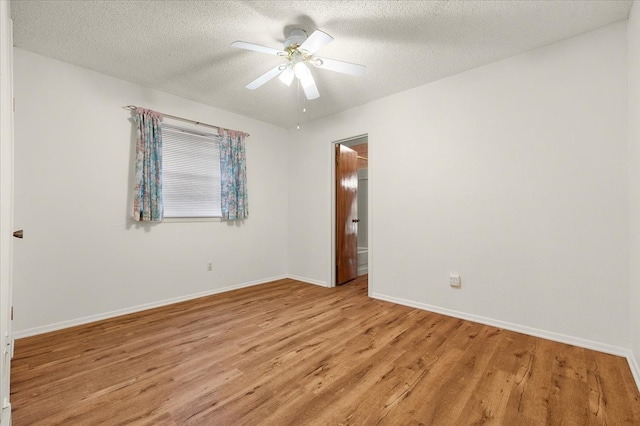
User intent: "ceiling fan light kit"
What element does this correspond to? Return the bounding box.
[278,66,295,86]
[231,27,366,102]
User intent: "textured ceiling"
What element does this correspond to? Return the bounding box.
[11,1,633,129]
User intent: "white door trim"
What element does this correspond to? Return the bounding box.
[0,1,14,423]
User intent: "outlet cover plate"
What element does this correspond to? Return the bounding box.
[450,274,461,288]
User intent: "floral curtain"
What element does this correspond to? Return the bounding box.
[133,108,163,221]
[220,130,248,220]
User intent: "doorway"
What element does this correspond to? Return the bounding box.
[333,135,368,286]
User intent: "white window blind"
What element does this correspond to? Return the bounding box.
[162,125,221,218]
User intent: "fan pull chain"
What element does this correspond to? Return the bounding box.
[295,79,308,130]
[303,89,307,113]
[296,79,301,130]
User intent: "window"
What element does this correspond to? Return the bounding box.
[161,124,221,218]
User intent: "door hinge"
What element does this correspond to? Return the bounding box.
[10,307,12,321]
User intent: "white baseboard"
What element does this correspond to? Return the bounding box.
[373,291,640,393]
[287,275,328,287]
[13,277,640,394]
[371,291,631,359]
[627,350,640,393]
[14,275,288,339]
[1,403,10,426]
[358,265,368,275]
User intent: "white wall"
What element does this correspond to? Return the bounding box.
[289,22,629,350]
[628,1,640,384]
[12,49,289,336]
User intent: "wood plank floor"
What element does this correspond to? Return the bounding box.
[11,275,640,425]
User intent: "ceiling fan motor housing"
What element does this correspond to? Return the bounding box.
[231,27,365,101]
[284,28,307,49]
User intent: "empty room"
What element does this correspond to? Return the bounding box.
[1,0,640,424]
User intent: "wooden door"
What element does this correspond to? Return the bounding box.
[335,144,358,285]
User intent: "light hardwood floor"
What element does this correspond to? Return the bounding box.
[11,275,640,425]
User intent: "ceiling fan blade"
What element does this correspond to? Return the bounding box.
[298,30,333,55]
[295,63,320,100]
[246,65,284,90]
[313,57,366,77]
[301,78,320,100]
[231,41,284,56]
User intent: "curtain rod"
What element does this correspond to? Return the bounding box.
[124,105,249,137]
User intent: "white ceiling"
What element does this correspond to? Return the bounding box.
[10,1,633,129]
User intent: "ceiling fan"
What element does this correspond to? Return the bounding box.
[231,28,366,100]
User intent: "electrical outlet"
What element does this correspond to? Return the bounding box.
[207,261,213,272]
[450,274,461,288]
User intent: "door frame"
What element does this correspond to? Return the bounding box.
[0,1,13,422]
[330,134,368,288]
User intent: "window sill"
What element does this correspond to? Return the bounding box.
[162,217,222,223]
